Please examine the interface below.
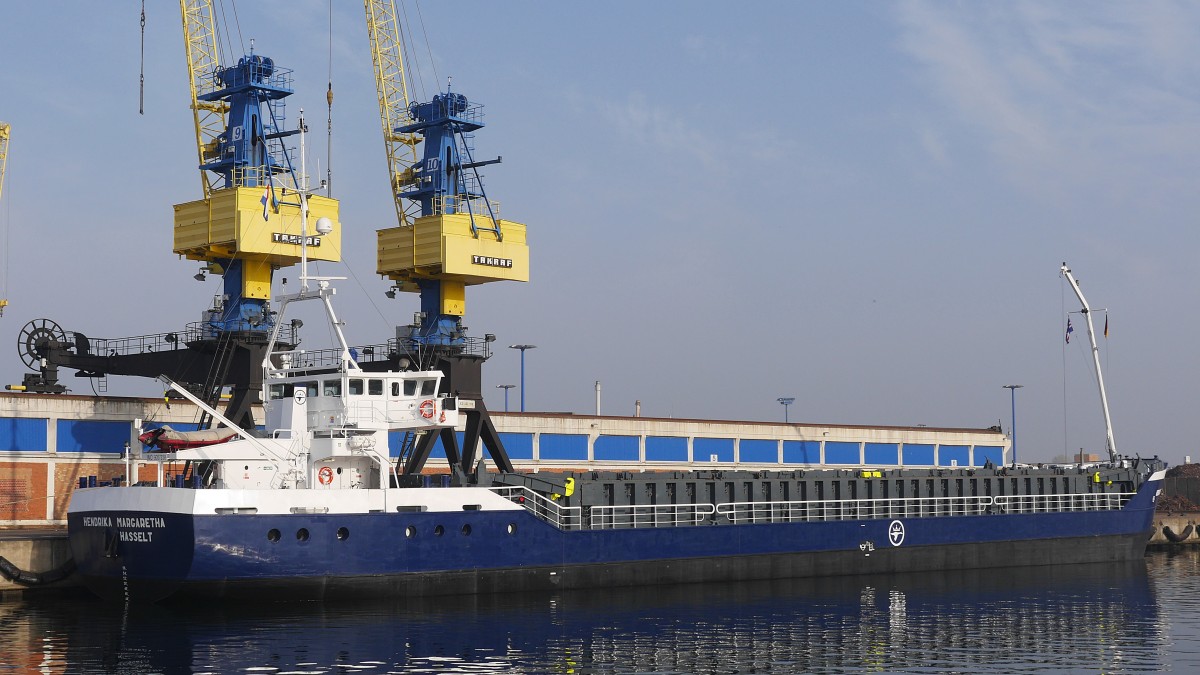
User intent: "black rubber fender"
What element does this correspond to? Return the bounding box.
[1163,524,1194,543]
[0,555,76,586]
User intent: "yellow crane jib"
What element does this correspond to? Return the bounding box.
[0,121,9,316]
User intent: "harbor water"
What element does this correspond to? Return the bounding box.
[4,549,1200,674]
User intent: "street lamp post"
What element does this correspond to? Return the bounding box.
[777,397,795,423]
[509,344,537,412]
[1003,384,1023,465]
[496,384,515,412]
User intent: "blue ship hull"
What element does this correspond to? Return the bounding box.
[66,473,1164,603]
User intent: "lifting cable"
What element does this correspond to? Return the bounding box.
[139,0,146,115]
[326,0,334,197]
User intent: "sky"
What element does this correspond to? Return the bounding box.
[1,1,1198,465]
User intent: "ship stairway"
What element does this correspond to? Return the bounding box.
[394,430,423,474]
[195,331,237,431]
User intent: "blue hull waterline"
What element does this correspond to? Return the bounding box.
[67,468,1165,603]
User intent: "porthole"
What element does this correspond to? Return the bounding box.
[507,523,517,535]
[296,528,310,542]
[434,525,445,537]
[267,528,281,542]
[337,527,350,541]
[336,467,343,475]
[405,525,416,538]
[461,524,472,536]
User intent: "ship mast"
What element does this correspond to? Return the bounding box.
[1060,263,1117,463]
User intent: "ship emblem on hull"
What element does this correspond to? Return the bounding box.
[888,520,906,547]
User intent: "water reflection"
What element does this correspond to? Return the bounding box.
[0,559,1169,674]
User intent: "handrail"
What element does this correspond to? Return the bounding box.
[64,322,298,359]
[589,503,715,529]
[717,496,996,523]
[492,488,1137,532]
[491,486,582,530]
[993,491,1134,514]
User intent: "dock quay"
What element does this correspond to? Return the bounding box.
[0,528,76,594]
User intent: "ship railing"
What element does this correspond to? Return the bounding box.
[717,496,997,523]
[715,491,1136,524]
[491,487,582,530]
[587,503,716,530]
[993,491,1134,514]
[61,322,298,359]
[273,342,393,371]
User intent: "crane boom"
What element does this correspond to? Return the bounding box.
[363,0,420,229]
[1061,263,1118,463]
[0,122,9,204]
[179,0,226,200]
[0,121,8,316]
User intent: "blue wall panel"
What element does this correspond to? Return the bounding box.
[974,445,1004,466]
[498,433,534,460]
[783,440,821,464]
[903,443,935,466]
[940,445,969,467]
[0,417,47,452]
[594,435,639,461]
[540,434,588,461]
[646,436,688,462]
[864,442,899,465]
[694,437,734,463]
[57,420,128,453]
[739,439,777,463]
[824,441,860,465]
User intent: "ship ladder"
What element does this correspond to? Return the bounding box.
[195,330,238,431]
[394,430,422,476]
[186,331,238,486]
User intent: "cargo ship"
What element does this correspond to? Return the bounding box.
[65,266,1167,603]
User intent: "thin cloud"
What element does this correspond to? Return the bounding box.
[600,92,721,170]
[894,1,1200,195]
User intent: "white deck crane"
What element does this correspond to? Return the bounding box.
[1061,263,1117,463]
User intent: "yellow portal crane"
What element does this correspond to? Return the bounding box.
[364,0,528,346]
[173,0,341,331]
[0,121,9,316]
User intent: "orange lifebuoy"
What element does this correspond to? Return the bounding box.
[419,399,435,419]
[318,466,334,485]
[439,410,446,423]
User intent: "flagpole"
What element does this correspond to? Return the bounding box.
[1060,263,1117,463]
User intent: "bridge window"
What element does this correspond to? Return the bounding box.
[420,380,436,396]
[369,379,383,396]
[405,380,417,396]
[349,379,364,396]
[392,382,400,397]
[268,384,291,400]
[298,381,318,397]
[323,380,342,397]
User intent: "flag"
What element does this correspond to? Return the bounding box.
[1065,318,1074,343]
[1104,314,1108,338]
[260,170,276,221]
